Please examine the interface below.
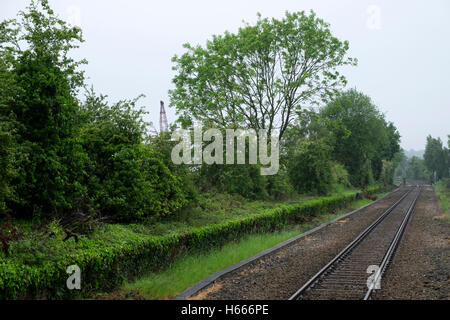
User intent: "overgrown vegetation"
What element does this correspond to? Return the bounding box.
[0,0,405,299]
[434,178,450,219]
[1,189,384,299]
[114,195,383,300]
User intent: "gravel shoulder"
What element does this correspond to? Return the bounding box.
[373,186,449,300]
[189,187,409,300]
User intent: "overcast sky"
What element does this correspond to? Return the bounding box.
[1,0,449,150]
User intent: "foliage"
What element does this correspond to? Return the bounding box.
[0,221,24,257]
[79,90,188,221]
[0,189,368,299]
[331,162,351,188]
[320,89,400,186]
[1,0,88,217]
[0,0,190,221]
[405,156,429,181]
[434,178,449,219]
[196,163,267,199]
[288,139,333,195]
[379,160,395,187]
[0,31,21,216]
[147,131,198,202]
[424,135,449,181]
[170,11,356,138]
[265,171,296,200]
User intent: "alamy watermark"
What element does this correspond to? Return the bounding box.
[66,265,81,290]
[366,5,382,30]
[171,127,279,175]
[366,265,381,290]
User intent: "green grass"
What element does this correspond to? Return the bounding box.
[113,195,380,300]
[1,184,387,299]
[1,187,368,266]
[123,186,360,237]
[434,179,450,219]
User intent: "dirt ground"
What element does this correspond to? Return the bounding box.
[373,186,449,300]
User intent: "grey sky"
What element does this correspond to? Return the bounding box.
[1,0,449,150]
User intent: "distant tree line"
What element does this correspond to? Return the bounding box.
[394,136,449,183]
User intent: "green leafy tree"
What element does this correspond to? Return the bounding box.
[2,0,88,217]
[393,149,408,180]
[79,89,188,221]
[380,160,395,186]
[424,135,448,181]
[288,139,333,195]
[148,131,198,202]
[320,89,400,186]
[170,11,356,138]
[0,54,19,215]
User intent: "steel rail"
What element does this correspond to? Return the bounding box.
[289,187,415,300]
[363,186,421,300]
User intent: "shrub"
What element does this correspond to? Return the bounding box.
[380,160,395,186]
[197,163,267,199]
[0,221,24,257]
[79,91,188,221]
[0,189,369,299]
[3,1,88,218]
[288,140,333,195]
[148,132,197,203]
[85,143,187,221]
[331,162,351,187]
[265,171,295,200]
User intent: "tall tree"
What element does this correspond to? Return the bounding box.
[1,0,87,216]
[424,135,448,181]
[0,44,19,215]
[170,11,356,138]
[393,149,408,180]
[320,89,400,186]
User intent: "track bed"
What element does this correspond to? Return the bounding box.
[187,187,412,300]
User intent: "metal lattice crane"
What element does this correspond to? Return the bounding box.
[159,100,168,133]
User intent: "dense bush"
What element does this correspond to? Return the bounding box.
[0,189,367,299]
[0,1,88,218]
[0,58,19,216]
[380,160,395,187]
[79,91,188,221]
[91,144,187,221]
[288,140,333,195]
[197,163,267,199]
[0,121,18,216]
[148,132,198,203]
[265,170,296,200]
[320,89,400,187]
[0,2,190,221]
[331,162,351,188]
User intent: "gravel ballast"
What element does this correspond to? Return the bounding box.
[188,187,410,300]
[373,186,449,300]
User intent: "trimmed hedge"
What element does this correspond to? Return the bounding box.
[0,189,379,299]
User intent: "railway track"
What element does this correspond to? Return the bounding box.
[289,186,422,300]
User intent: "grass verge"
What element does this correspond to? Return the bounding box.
[434,179,450,220]
[105,196,382,300]
[0,186,386,299]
